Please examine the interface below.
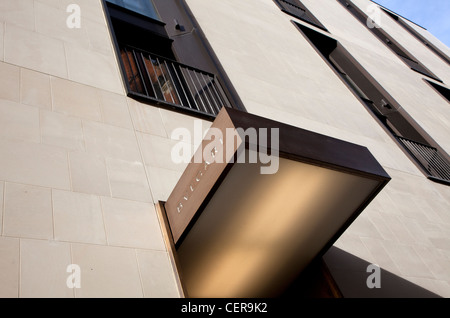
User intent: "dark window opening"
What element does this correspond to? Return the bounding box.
[336,0,443,83]
[108,13,175,58]
[425,80,450,103]
[381,8,450,66]
[294,21,450,185]
[273,0,328,32]
[103,0,238,118]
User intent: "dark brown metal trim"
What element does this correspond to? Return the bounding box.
[223,108,391,180]
[428,176,450,186]
[128,91,217,121]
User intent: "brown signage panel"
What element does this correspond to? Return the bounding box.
[164,107,391,297]
[165,109,242,243]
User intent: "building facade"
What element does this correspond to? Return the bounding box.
[0,0,449,298]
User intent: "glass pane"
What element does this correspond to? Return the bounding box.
[106,0,159,21]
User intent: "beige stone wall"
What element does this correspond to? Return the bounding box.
[0,0,209,297]
[185,0,450,297]
[0,0,449,298]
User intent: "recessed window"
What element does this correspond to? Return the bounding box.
[104,0,237,118]
[273,0,327,31]
[381,8,450,66]
[336,0,442,83]
[294,22,450,185]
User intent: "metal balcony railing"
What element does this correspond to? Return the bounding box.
[397,136,450,183]
[120,45,232,117]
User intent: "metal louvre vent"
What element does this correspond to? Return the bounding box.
[397,136,450,182]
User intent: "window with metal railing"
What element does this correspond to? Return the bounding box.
[294,21,450,185]
[120,45,231,117]
[104,0,239,119]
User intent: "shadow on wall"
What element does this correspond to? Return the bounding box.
[324,247,441,298]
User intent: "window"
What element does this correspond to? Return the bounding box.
[425,80,450,103]
[273,0,327,31]
[381,8,450,66]
[103,0,241,118]
[294,21,450,185]
[336,0,442,83]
